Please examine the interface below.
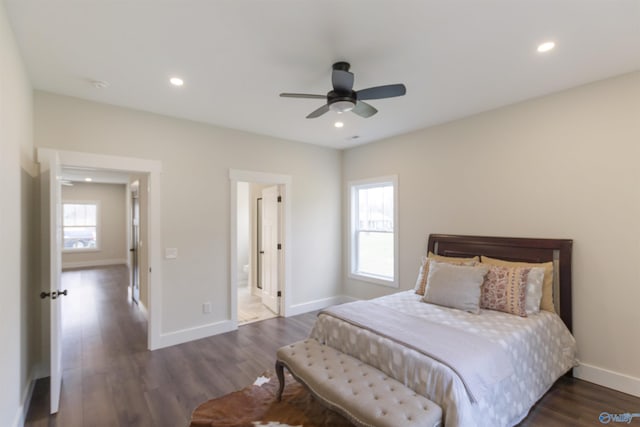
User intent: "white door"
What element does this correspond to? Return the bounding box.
[261,186,279,314]
[44,152,64,414]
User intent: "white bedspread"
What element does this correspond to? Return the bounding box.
[321,300,514,403]
[310,291,577,427]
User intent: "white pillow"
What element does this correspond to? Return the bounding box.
[525,267,545,315]
[422,260,489,314]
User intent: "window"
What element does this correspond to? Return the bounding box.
[349,176,398,287]
[62,202,99,251]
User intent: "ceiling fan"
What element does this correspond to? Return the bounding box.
[280,62,406,119]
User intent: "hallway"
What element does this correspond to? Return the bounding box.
[28,265,149,426]
[25,265,315,427]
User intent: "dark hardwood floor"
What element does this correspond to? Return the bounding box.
[26,265,640,427]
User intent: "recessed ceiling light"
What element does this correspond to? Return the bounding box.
[84,177,92,182]
[170,77,184,86]
[537,41,555,53]
[334,121,344,128]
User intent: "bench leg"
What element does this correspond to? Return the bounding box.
[275,361,285,401]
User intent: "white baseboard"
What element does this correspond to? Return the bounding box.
[154,319,237,349]
[13,367,44,427]
[156,295,356,348]
[13,384,33,427]
[575,362,640,397]
[286,295,357,317]
[62,258,127,269]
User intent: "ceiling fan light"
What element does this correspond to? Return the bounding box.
[537,41,555,53]
[329,100,355,113]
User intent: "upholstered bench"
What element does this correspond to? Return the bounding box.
[276,339,443,427]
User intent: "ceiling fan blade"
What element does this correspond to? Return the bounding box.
[280,93,326,99]
[306,104,330,119]
[351,101,378,118]
[332,69,354,93]
[356,84,406,100]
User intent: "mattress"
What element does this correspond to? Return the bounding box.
[310,290,577,427]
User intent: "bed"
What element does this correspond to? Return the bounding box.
[309,234,577,427]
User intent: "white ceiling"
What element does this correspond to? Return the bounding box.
[6,0,640,149]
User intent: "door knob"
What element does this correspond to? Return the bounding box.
[40,291,58,299]
[40,289,68,299]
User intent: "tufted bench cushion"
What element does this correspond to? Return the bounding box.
[276,339,442,427]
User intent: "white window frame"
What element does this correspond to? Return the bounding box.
[62,200,101,253]
[348,175,399,287]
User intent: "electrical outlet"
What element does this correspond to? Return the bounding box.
[165,248,178,259]
[202,302,212,314]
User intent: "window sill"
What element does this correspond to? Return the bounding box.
[349,272,398,288]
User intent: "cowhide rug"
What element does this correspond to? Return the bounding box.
[190,371,353,427]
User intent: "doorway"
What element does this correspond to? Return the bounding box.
[59,170,147,306]
[229,169,292,326]
[37,148,162,351]
[38,148,162,414]
[236,182,280,325]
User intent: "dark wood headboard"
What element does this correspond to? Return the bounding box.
[427,234,573,332]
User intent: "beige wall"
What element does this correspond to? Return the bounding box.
[0,1,38,425]
[343,72,640,393]
[62,182,127,268]
[34,92,343,334]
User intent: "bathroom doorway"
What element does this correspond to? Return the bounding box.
[236,181,279,325]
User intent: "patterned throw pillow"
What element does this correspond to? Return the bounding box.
[480,256,555,313]
[480,265,530,317]
[414,253,479,296]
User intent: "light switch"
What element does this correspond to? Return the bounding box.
[165,248,178,259]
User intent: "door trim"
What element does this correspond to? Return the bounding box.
[229,169,292,325]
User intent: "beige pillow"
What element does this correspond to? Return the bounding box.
[414,252,479,296]
[480,264,530,317]
[423,261,489,314]
[480,256,555,313]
